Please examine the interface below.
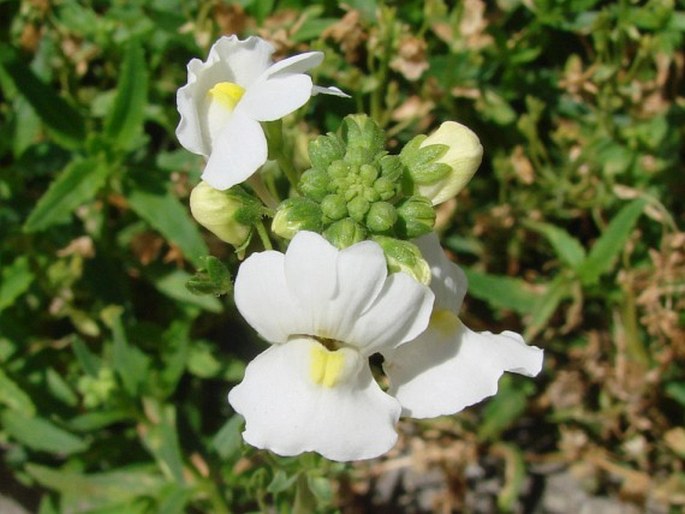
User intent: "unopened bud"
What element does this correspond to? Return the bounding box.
[341,114,386,165]
[272,198,323,240]
[321,194,348,222]
[366,202,397,234]
[309,133,345,171]
[323,218,367,249]
[372,236,431,285]
[396,195,436,238]
[299,168,329,201]
[190,181,258,246]
[402,121,483,205]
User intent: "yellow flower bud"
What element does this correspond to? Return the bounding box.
[417,121,483,205]
[189,181,253,246]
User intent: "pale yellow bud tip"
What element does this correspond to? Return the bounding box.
[189,181,252,246]
[419,121,483,205]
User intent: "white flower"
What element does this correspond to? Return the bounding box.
[228,231,434,461]
[382,233,543,418]
[176,36,347,191]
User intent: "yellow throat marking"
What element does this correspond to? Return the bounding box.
[208,82,245,111]
[430,309,461,335]
[309,345,346,388]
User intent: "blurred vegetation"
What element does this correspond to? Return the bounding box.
[1,0,684,512]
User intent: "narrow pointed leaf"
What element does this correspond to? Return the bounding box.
[24,158,110,232]
[525,220,586,269]
[577,199,646,285]
[104,42,148,150]
[126,173,208,267]
[0,43,85,148]
[462,267,538,314]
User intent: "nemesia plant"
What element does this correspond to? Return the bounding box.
[179,34,543,461]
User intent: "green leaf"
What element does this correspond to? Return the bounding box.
[577,199,646,285]
[0,43,85,148]
[0,368,36,416]
[0,255,34,313]
[524,220,586,269]
[111,313,150,396]
[478,376,534,441]
[46,368,79,407]
[26,463,165,510]
[104,41,148,150]
[526,275,573,336]
[24,158,110,232]
[462,268,538,314]
[211,416,244,459]
[1,410,88,454]
[139,400,186,484]
[126,173,208,266]
[71,336,102,376]
[151,269,222,312]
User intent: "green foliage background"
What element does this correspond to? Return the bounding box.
[1,0,684,512]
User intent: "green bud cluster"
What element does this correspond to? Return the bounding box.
[273,115,436,249]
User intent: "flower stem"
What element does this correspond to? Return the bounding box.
[247,173,279,210]
[276,151,300,190]
[255,220,273,250]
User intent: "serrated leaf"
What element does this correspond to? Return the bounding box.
[1,410,88,454]
[462,268,538,314]
[24,158,110,232]
[577,199,646,285]
[126,173,208,266]
[525,220,586,269]
[0,43,85,148]
[151,269,222,312]
[0,255,34,313]
[104,42,148,150]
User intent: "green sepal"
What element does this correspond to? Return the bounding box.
[341,114,386,165]
[272,197,323,240]
[371,236,432,285]
[400,136,452,184]
[185,256,233,297]
[396,195,436,238]
[323,218,367,249]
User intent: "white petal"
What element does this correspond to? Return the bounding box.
[312,85,351,98]
[209,35,275,87]
[176,58,211,157]
[414,232,468,312]
[348,272,434,353]
[239,74,314,121]
[201,111,267,190]
[228,337,401,461]
[283,231,339,333]
[384,317,544,418]
[234,250,305,343]
[263,51,324,78]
